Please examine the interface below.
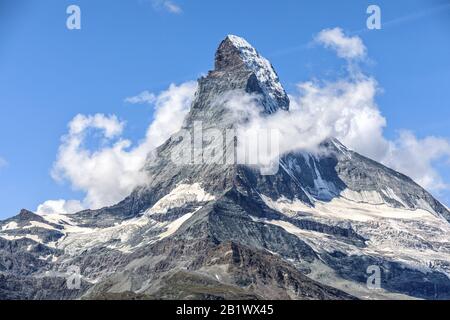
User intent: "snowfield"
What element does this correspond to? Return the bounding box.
[0,183,215,255]
[260,192,450,278]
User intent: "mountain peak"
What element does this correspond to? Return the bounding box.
[214,35,289,113]
[215,35,254,71]
[224,34,255,53]
[19,209,34,217]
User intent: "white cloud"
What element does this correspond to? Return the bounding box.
[143,82,197,148]
[50,113,145,209]
[289,76,387,159]
[67,113,124,138]
[151,0,182,14]
[37,199,85,215]
[39,81,197,213]
[290,77,450,192]
[383,132,450,190]
[124,90,156,104]
[222,72,385,158]
[315,27,366,60]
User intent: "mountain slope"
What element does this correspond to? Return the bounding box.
[1,35,450,300]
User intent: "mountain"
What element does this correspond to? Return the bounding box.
[1,35,450,300]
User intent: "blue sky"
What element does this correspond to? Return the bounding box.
[0,0,449,218]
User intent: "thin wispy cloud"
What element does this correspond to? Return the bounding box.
[150,0,182,14]
[384,3,450,27]
[163,1,182,14]
[124,90,156,104]
[0,157,7,169]
[352,2,450,35]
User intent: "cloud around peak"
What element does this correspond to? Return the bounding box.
[231,27,450,193]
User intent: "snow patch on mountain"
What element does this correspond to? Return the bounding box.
[158,208,201,240]
[339,189,385,206]
[261,195,309,218]
[1,221,18,231]
[0,234,43,244]
[51,215,152,254]
[23,221,58,231]
[0,185,213,255]
[262,194,441,222]
[33,201,206,254]
[145,183,215,215]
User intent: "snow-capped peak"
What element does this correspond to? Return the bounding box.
[216,34,290,113]
[225,34,254,51]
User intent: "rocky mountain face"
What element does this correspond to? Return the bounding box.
[1,35,450,300]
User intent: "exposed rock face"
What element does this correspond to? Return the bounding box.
[1,35,450,300]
